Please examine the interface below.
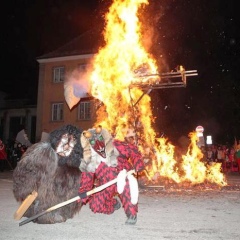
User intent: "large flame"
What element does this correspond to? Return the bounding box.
[87,0,226,187]
[90,0,157,142]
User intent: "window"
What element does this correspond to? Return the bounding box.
[52,103,63,121]
[53,67,65,83]
[78,101,91,120]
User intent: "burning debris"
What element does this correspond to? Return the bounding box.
[132,65,198,89]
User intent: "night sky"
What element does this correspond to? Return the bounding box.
[2,0,240,144]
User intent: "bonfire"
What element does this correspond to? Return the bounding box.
[65,0,227,188]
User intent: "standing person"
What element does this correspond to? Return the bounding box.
[206,146,214,164]
[211,145,218,162]
[78,126,144,225]
[228,147,235,162]
[217,146,224,163]
[0,139,7,172]
[225,147,235,172]
[234,144,240,173]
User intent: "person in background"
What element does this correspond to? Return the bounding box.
[228,147,235,162]
[234,144,240,174]
[226,147,236,172]
[211,145,218,162]
[206,146,214,164]
[0,139,8,172]
[217,146,224,164]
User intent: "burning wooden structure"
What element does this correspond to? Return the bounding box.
[130,66,198,106]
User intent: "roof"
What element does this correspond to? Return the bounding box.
[37,28,104,60]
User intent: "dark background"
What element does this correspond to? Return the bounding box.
[2,0,240,145]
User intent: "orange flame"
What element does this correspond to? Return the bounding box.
[88,0,226,187]
[90,0,157,141]
[181,132,226,186]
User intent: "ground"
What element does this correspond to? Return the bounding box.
[1,171,240,240]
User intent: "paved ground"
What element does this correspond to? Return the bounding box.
[1,170,240,240]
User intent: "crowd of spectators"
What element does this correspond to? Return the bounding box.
[201,142,240,173]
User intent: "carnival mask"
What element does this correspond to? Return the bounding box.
[56,133,76,157]
[84,126,106,158]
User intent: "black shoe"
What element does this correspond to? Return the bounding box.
[125,215,137,225]
[114,198,121,211]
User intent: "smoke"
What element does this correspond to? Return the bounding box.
[65,68,91,98]
[139,0,170,72]
[64,67,93,109]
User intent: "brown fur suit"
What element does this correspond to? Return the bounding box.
[13,125,83,224]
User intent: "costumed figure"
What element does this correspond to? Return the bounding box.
[13,124,83,224]
[78,126,144,225]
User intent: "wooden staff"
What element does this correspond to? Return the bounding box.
[19,169,135,226]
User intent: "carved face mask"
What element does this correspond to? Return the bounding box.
[89,133,106,158]
[56,133,76,157]
[84,126,106,158]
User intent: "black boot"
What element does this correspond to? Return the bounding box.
[113,198,121,211]
[125,215,137,225]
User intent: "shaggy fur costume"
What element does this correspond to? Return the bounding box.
[13,125,83,224]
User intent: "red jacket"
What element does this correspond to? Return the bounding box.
[0,144,7,160]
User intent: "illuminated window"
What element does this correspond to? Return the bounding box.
[78,101,91,120]
[53,67,65,83]
[52,103,63,121]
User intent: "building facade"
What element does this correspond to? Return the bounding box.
[35,30,102,141]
